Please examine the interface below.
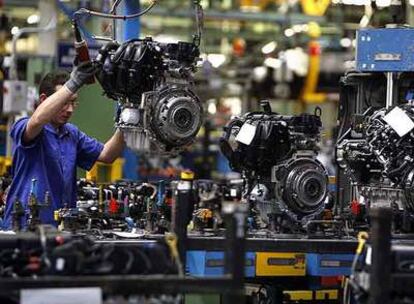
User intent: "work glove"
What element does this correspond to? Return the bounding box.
[64,61,98,94]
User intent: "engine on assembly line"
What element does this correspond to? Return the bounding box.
[220,101,329,233]
[337,103,414,231]
[94,37,203,156]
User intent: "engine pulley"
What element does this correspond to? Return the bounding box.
[273,157,328,217]
[152,87,203,148]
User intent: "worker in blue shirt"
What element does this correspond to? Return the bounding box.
[2,62,125,230]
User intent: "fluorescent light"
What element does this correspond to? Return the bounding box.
[285,48,308,77]
[261,41,277,54]
[340,38,352,48]
[153,34,180,44]
[11,26,19,35]
[253,66,267,82]
[27,14,39,25]
[207,54,226,68]
[341,0,370,4]
[292,24,303,33]
[264,58,282,69]
[207,102,217,115]
[376,0,391,6]
[284,28,295,37]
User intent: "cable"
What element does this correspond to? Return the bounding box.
[336,83,350,144]
[73,0,158,21]
[133,247,153,274]
[165,233,184,276]
[38,225,51,270]
[57,1,95,43]
[193,0,204,47]
[344,231,369,304]
[120,248,134,274]
[110,0,124,14]
[75,0,203,48]
[343,277,351,304]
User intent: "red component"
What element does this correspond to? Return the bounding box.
[321,276,341,287]
[309,41,321,56]
[232,37,246,57]
[296,255,305,265]
[351,200,361,215]
[165,197,174,207]
[29,256,40,263]
[55,235,65,245]
[109,198,119,214]
[27,263,40,272]
[27,256,41,272]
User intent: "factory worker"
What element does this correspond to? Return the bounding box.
[2,61,125,230]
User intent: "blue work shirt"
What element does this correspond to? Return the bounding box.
[2,117,104,229]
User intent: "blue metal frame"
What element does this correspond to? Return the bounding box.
[119,0,141,180]
[306,253,354,276]
[122,1,141,41]
[356,28,414,72]
[186,251,256,278]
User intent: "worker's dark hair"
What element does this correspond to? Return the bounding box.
[35,71,69,109]
[38,70,69,97]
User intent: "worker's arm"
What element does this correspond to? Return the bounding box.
[24,86,74,143]
[97,129,125,164]
[24,62,97,143]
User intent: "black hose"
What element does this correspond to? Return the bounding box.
[387,160,408,178]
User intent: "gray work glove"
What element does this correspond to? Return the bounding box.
[64,61,97,94]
